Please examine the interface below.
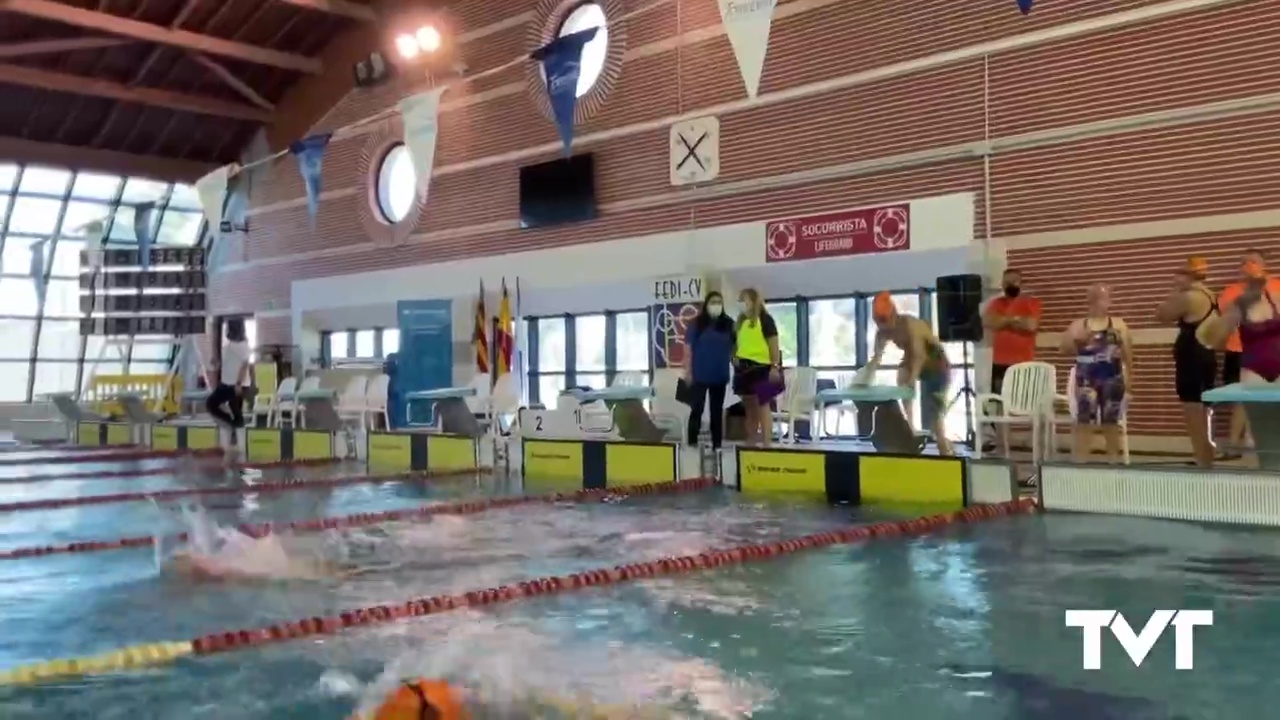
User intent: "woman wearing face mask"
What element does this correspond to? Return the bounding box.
[982,269,1041,395]
[981,269,1041,456]
[732,288,783,447]
[682,291,735,448]
[1059,284,1131,463]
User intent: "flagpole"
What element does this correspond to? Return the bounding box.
[515,276,524,405]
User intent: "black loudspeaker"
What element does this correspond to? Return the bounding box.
[935,273,984,343]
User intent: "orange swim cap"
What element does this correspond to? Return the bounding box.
[371,680,468,720]
[871,291,895,322]
[1183,256,1209,275]
[1244,259,1265,279]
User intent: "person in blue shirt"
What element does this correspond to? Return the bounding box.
[683,291,735,448]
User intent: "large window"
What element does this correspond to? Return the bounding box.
[0,163,203,401]
[527,309,651,408]
[324,327,399,365]
[766,301,799,366]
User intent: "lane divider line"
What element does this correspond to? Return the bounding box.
[0,448,222,467]
[0,478,719,560]
[0,466,488,514]
[0,497,1034,685]
[0,457,344,485]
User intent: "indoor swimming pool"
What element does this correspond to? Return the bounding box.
[1,449,1277,719]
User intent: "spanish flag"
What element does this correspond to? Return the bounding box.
[474,281,490,374]
[496,279,514,376]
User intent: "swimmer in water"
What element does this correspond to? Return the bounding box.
[355,678,653,720]
[164,528,355,582]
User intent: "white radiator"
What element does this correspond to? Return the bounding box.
[1040,464,1280,527]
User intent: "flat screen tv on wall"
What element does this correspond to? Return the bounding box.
[518,153,598,229]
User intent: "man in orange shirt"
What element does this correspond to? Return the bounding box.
[1214,249,1280,454]
[982,268,1043,455]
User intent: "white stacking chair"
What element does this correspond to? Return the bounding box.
[249,379,278,427]
[610,371,647,388]
[1052,366,1131,464]
[267,377,297,427]
[650,367,690,442]
[778,367,818,444]
[288,375,322,428]
[336,374,370,432]
[488,373,521,434]
[364,374,390,431]
[975,361,1057,462]
[462,373,493,416]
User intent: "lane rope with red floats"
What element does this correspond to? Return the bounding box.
[0,497,1036,685]
[0,455,342,484]
[0,478,719,560]
[0,465,484,514]
[0,448,222,467]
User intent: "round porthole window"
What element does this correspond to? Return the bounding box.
[556,2,608,98]
[375,143,416,223]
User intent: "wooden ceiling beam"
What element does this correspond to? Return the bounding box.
[189,52,275,111]
[0,36,129,58]
[0,62,272,122]
[0,136,214,182]
[0,0,322,73]
[274,0,377,22]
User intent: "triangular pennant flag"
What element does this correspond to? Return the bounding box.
[1017,0,1034,12]
[532,27,597,154]
[134,201,157,269]
[718,0,778,99]
[195,164,237,230]
[398,88,447,205]
[29,239,46,303]
[289,133,332,227]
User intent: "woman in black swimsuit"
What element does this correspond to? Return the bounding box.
[1155,256,1217,467]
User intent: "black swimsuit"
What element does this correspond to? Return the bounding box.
[1173,288,1218,403]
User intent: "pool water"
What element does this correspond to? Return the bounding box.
[2,459,1279,719]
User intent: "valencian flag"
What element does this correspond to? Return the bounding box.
[474,281,490,374]
[496,279,514,376]
[1018,0,1033,12]
[290,133,332,226]
[531,26,598,155]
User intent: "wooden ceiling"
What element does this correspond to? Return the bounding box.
[0,0,380,181]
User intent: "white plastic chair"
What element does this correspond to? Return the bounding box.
[462,373,492,416]
[267,377,297,427]
[1054,366,1131,464]
[489,373,521,434]
[250,379,277,427]
[337,375,369,431]
[364,374,390,431]
[975,361,1056,462]
[610,372,647,388]
[778,367,818,444]
[650,368,690,442]
[289,375,322,427]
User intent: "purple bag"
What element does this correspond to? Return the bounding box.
[755,373,786,405]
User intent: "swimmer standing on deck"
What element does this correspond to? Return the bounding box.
[860,291,954,456]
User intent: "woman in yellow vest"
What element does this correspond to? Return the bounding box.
[732,288,783,446]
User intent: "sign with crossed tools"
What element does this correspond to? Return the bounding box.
[669,116,720,186]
